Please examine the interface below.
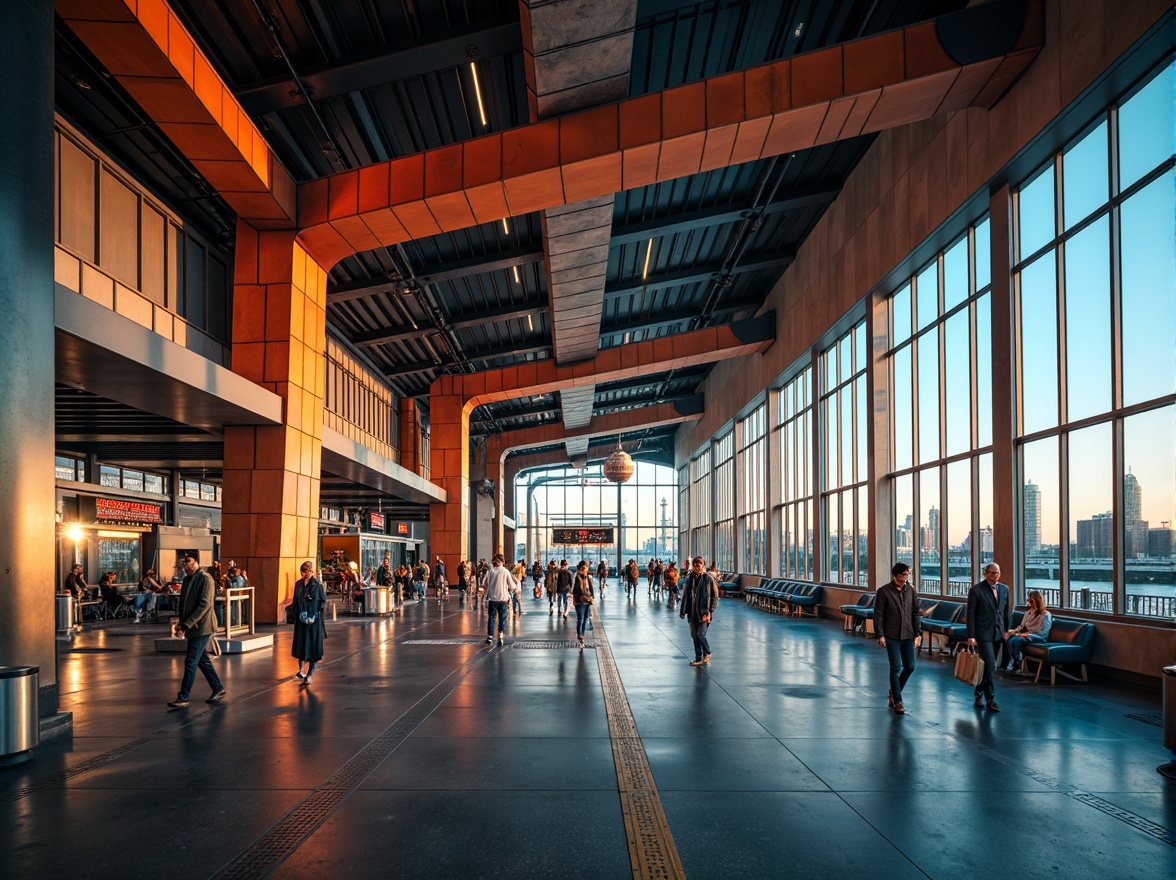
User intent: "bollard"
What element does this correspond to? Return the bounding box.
[331,601,337,621]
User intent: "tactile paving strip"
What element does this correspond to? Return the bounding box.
[592,608,686,880]
[213,646,490,879]
[510,640,586,649]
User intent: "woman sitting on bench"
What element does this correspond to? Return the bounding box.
[1003,590,1052,674]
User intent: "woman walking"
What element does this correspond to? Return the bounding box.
[572,560,595,650]
[292,561,327,685]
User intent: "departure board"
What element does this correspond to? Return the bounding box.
[551,527,614,544]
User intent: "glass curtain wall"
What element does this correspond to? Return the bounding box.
[713,433,735,571]
[737,404,768,574]
[1013,60,1175,619]
[820,322,869,586]
[775,367,814,579]
[514,462,679,568]
[689,449,712,561]
[888,216,994,598]
[677,465,689,563]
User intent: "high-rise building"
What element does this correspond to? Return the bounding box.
[1023,481,1042,556]
[1123,469,1142,523]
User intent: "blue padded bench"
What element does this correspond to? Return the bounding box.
[918,601,966,654]
[1021,618,1096,685]
[839,593,874,633]
[784,583,823,618]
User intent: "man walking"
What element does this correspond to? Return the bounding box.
[875,562,922,715]
[680,557,719,666]
[967,562,1011,712]
[555,560,573,618]
[482,554,515,646]
[168,554,225,708]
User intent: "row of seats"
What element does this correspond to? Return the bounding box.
[838,592,1098,685]
[744,579,823,617]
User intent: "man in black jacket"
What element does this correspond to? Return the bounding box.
[680,557,719,666]
[967,562,1011,712]
[875,562,922,715]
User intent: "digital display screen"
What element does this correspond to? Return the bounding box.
[551,527,614,544]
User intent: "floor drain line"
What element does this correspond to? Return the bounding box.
[592,608,686,880]
[213,647,489,880]
[1125,712,1163,728]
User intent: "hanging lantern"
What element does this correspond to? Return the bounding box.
[603,441,635,483]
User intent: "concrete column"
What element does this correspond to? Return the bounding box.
[0,0,57,711]
[221,224,327,622]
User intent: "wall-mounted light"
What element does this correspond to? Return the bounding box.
[470,62,488,127]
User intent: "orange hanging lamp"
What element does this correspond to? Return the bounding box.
[603,439,635,484]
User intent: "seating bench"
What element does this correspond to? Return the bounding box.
[919,601,966,654]
[784,583,823,618]
[1021,618,1096,685]
[839,593,874,634]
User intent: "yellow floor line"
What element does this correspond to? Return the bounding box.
[592,608,687,880]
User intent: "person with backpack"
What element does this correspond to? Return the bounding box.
[555,559,573,619]
[572,561,595,650]
[596,559,609,598]
[413,560,429,601]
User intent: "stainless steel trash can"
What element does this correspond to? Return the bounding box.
[363,587,390,616]
[0,666,39,765]
[56,595,75,634]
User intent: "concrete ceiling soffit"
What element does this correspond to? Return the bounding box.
[521,0,640,434]
[558,384,596,430]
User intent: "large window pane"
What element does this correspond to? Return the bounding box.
[841,489,856,585]
[943,309,971,456]
[840,387,853,484]
[894,473,913,572]
[1018,163,1055,259]
[916,261,939,330]
[825,492,840,583]
[1062,119,1108,229]
[1021,437,1059,602]
[918,468,941,593]
[892,282,912,344]
[1123,405,1176,619]
[1069,423,1113,613]
[946,459,972,597]
[978,453,994,578]
[893,346,913,470]
[917,332,939,462]
[943,235,968,311]
[856,375,867,480]
[1064,216,1112,421]
[1018,252,1058,433]
[974,217,991,291]
[1120,171,1176,406]
[975,294,992,447]
[1118,61,1175,189]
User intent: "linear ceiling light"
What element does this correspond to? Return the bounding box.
[470,62,488,127]
[642,237,654,280]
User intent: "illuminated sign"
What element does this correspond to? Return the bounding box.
[80,496,163,525]
[369,512,385,531]
[397,522,409,535]
[551,527,614,545]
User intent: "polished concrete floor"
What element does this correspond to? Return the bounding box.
[2,591,1172,879]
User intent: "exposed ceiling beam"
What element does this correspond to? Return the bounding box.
[609,185,840,246]
[603,253,794,302]
[449,302,547,330]
[416,247,543,286]
[327,275,402,303]
[600,298,761,338]
[236,21,524,115]
[385,343,548,379]
[352,326,441,347]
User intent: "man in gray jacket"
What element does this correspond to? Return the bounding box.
[680,557,719,666]
[168,555,226,708]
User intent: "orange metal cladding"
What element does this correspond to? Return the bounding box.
[429,321,771,565]
[482,402,703,551]
[221,224,328,622]
[296,13,1043,269]
[56,0,296,229]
